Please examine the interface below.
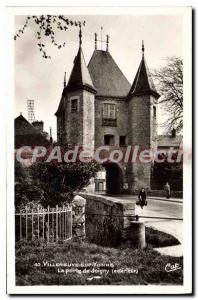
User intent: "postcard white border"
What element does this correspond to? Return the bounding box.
[6,6,192,294]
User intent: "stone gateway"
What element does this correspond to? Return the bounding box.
[55,28,160,194]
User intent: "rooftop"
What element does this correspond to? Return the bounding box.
[157,135,183,148]
[88,50,131,98]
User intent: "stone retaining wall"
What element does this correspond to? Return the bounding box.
[79,193,135,247]
[72,195,86,238]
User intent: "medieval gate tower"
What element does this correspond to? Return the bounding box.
[55,27,160,194]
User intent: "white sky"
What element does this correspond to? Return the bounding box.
[15,14,183,139]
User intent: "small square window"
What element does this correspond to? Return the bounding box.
[119,136,126,146]
[104,134,115,146]
[71,99,78,113]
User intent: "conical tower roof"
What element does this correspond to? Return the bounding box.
[67,46,96,94]
[129,45,160,99]
[55,96,65,116]
[88,50,131,98]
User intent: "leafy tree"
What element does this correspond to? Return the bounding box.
[15,154,100,209]
[14,15,85,59]
[30,160,100,207]
[15,159,45,210]
[152,152,183,191]
[152,56,183,133]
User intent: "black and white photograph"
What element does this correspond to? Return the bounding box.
[5,6,192,295]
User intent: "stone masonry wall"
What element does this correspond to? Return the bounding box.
[72,195,86,238]
[65,90,83,145]
[128,95,152,191]
[82,90,95,149]
[94,97,128,147]
[65,89,95,148]
[80,193,135,247]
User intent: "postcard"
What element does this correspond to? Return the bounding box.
[6,6,192,294]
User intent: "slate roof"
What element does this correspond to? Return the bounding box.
[55,96,65,116]
[157,135,183,148]
[15,114,50,148]
[67,46,96,93]
[129,55,160,99]
[88,50,131,98]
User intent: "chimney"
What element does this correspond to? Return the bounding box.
[32,121,44,133]
[171,128,176,138]
[50,127,53,144]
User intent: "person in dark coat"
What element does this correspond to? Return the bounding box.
[164,182,171,199]
[138,188,147,209]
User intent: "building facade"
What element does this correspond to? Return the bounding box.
[55,30,161,194]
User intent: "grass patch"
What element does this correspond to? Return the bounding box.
[146,227,180,248]
[15,239,183,286]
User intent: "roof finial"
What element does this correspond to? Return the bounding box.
[64,72,66,87]
[95,33,97,50]
[95,28,108,51]
[79,23,82,46]
[106,35,109,52]
[142,40,145,56]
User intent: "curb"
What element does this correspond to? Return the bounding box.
[147,197,183,204]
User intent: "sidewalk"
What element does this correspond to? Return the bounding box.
[147,196,183,204]
[153,245,182,257]
[146,220,183,257]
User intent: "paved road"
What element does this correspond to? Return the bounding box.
[108,195,183,256]
[109,195,183,220]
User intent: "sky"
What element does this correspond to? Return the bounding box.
[15,14,183,139]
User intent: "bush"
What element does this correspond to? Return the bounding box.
[15,160,43,209]
[30,160,100,207]
[15,157,100,209]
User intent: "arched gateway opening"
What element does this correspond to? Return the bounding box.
[103,163,123,195]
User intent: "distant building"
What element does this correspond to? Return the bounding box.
[157,129,183,152]
[15,114,51,148]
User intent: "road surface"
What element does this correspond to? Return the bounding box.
[108,195,183,220]
[107,195,183,255]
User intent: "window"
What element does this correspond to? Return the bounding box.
[153,106,156,118]
[71,99,78,113]
[102,103,116,119]
[102,103,117,126]
[95,181,105,192]
[119,136,126,146]
[104,134,115,146]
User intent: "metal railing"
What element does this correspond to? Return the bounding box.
[15,205,72,243]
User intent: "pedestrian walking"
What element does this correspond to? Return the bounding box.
[164,182,171,199]
[138,188,147,209]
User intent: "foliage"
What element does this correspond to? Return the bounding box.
[152,152,183,191]
[15,154,100,209]
[152,56,183,133]
[15,159,44,210]
[15,239,183,286]
[30,160,100,207]
[14,15,85,59]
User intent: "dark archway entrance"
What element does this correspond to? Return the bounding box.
[103,163,123,195]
